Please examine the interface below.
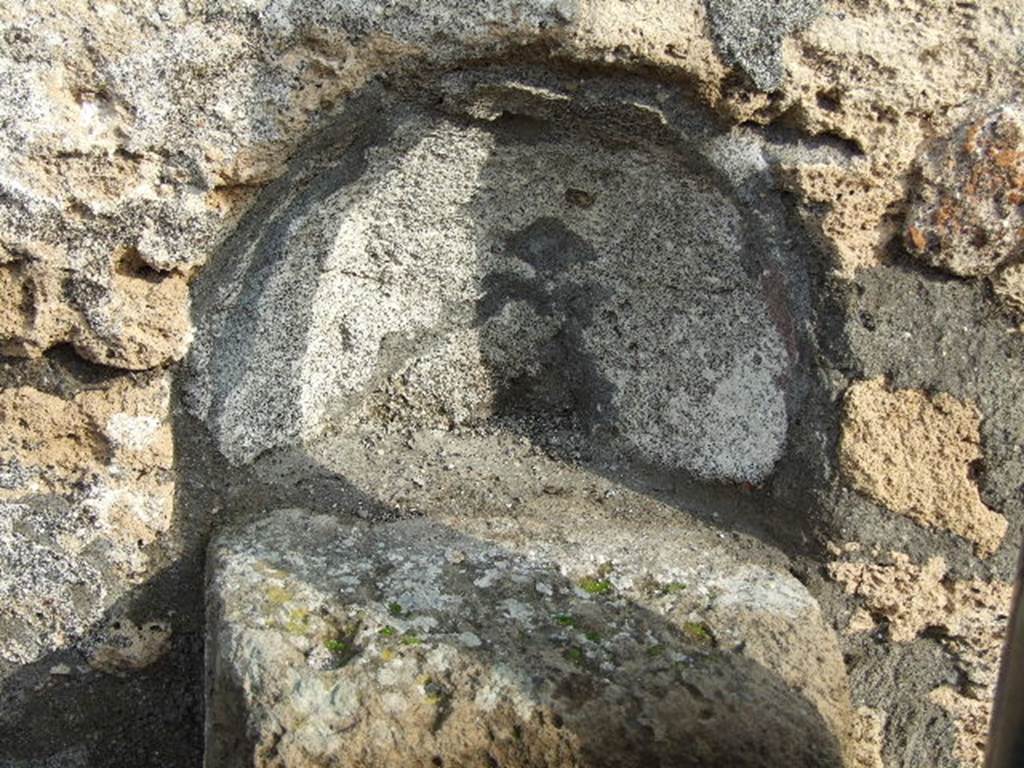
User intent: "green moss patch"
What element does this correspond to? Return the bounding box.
[682,621,715,646]
[578,577,613,596]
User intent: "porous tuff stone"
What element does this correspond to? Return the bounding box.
[207,509,854,768]
[829,552,1013,767]
[187,76,808,484]
[838,378,1007,557]
[0,240,193,370]
[85,617,171,676]
[0,375,174,665]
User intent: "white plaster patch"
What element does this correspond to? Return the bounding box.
[709,566,814,619]
[105,413,163,450]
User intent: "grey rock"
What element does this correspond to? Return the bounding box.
[206,508,854,767]
[0,499,107,665]
[704,0,823,91]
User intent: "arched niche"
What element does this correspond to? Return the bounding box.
[186,68,814,487]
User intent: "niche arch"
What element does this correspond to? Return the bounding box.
[187,67,815,487]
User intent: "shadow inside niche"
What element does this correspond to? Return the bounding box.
[0,517,207,767]
[182,68,851,569]
[357,74,837,561]
[474,216,614,427]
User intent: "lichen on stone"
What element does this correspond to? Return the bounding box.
[904,106,1024,280]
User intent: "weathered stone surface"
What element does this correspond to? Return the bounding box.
[839,378,1007,557]
[1,0,1019,365]
[1,1,1022,764]
[0,375,173,665]
[207,509,853,767]
[992,260,1024,317]
[779,162,904,277]
[929,687,995,768]
[765,1,1024,276]
[904,106,1024,278]
[848,706,885,768]
[0,240,192,370]
[187,75,809,484]
[830,552,1012,768]
[207,512,856,768]
[830,553,1012,667]
[0,0,735,371]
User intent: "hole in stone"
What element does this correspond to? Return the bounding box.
[920,625,951,642]
[816,90,842,113]
[115,247,164,283]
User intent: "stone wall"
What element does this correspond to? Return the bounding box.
[1,1,1022,766]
